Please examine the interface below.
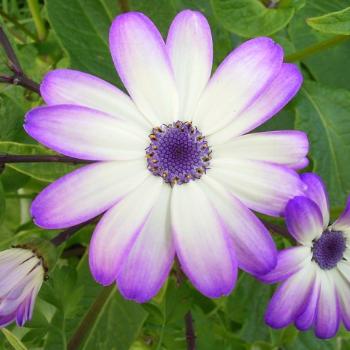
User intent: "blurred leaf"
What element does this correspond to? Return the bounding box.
[285,330,336,349]
[307,6,350,34]
[211,0,299,38]
[295,80,350,207]
[227,273,272,343]
[1,328,28,350]
[0,181,5,224]
[46,0,120,84]
[289,0,350,90]
[43,255,148,350]
[0,141,78,182]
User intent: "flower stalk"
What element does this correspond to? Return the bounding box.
[0,154,90,164]
[286,35,350,62]
[27,0,47,41]
[0,26,40,94]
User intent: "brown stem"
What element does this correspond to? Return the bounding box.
[118,0,130,12]
[0,26,40,94]
[261,219,295,243]
[0,154,91,164]
[50,218,97,246]
[185,311,196,350]
[67,286,114,350]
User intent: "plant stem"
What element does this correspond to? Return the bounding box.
[261,219,295,243]
[0,26,40,94]
[0,154,90,164]
[27,0,46,41]
[286,35,350,62]
[185,311,196,350]
[118,0,130,12]
[0,9,37,41]
[0,74,40,93]
[50,218,97,246]
[67,286,114,350]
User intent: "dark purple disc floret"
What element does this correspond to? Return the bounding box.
[312,230,346,270]
[146,121,211,185]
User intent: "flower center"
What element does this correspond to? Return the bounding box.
[312,230,346,270]
[146,121,211,185]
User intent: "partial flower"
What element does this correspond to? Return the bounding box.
[261,173,350,339]
[24,10,307,302]
[0,248,45,327]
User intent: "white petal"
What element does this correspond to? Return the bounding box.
[110,12,178,125]
[171,181,237,298]
[166,10,212,119]
[193,37,283,135]
[209,158,304,216]
[89,176,165,286]
[211,131,308,169]
[40,69,150,130]
[31,161,149,229]
[117,184,174,302]
[209,63,302,142]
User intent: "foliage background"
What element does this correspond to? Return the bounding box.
[1,0,350,349]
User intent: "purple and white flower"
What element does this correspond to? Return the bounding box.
[261,173,350,339]
[0,248,44,327]
[24,10,307,302]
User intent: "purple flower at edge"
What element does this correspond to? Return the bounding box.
[23,10,308,302]
[0,248,44,327]
[260,173,350,339]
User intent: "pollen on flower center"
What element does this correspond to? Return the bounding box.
[312,230,346,270]
[146,121,211,185]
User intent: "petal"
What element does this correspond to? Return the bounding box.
[210,158,304,216]
[315,270,340,339]
[211,131,309,169]
[117,184,174,302]
[285,196,324,245]
[89,176,164,286]
[32,160,149,229]
[332,196,350,233]
[202,176,277,275]
[193,37,283,135]
[265,263,316,328]
[40,69,150,130]
[259,247,311,284]
[166,10,212,119]
[209,63,303,143]
[295,270,321,331]
[110,12,178,125]
[25,105,146,161]
[171,181,237,298]
[333,266,350,330]
[301,173,330,229]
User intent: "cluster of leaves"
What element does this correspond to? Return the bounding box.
[2,0,350,349]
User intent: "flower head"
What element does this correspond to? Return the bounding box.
[0,248,45,327]
[24,10,307,302]
[261,173,350,339]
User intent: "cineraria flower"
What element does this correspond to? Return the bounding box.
[24,10,307,302]
[261,173,350,338]
[0,248,45,327]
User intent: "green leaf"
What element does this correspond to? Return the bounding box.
[289,0,350,90]
[0,181,5,225]
[307,6,350,34]
[295,80,350,207]
[227,273,272,343]
[46,0,120,85]
[1,328,28,350]
[44,255,148,350]
[211,0,299,38]
[0,141,78,182]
